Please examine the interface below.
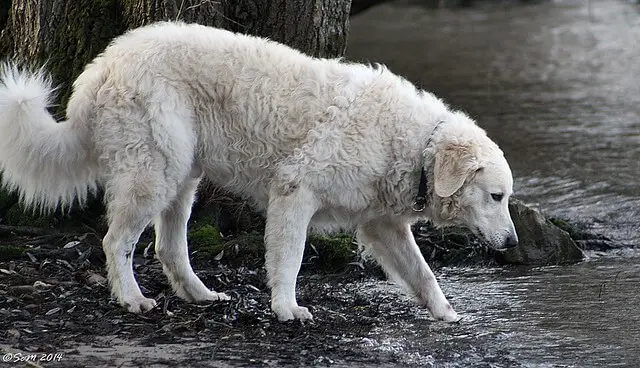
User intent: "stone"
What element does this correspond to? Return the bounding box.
[496,198,584,265]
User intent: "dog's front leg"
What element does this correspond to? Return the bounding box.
[357,219,460,322]
[264,184,318,322]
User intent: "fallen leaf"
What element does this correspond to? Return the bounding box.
[63,241,81,249]
[45,307,61,316]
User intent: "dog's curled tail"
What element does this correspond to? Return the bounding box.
[0,63,97,212]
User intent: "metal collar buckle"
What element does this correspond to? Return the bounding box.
[412,197,426,212]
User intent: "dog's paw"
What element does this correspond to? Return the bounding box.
[439,310,461,323]
[175,281,231,303]
[431,303,460,323]
[273,304,313,322]
[195,290,231,302]
[123,296,157,313]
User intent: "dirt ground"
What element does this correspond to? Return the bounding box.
[0,219,615,368]
[0,227,525,368]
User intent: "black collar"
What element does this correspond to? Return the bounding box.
[412,168,428,212]
[412,120,446,212]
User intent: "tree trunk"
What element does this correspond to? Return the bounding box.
[2,0,126,116]
[0,0,351,230]
[217,0,350,58]
[1,0,351,112]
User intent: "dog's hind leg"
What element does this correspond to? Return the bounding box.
[102,170,173,313]
[357,219,460,322]
[264,185,319,322]
[154,174,230,303]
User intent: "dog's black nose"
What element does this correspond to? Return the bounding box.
[503,235,518,249]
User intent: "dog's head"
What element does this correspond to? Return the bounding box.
[428,119,518,250]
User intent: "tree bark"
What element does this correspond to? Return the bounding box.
[1,0,351,111]
[217,0,350,58]
[0,0,351,229]
[3,0,126,116]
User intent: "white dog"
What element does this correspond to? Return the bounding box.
[0,22,518,322]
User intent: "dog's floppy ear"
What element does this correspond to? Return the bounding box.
[433,143,480,197]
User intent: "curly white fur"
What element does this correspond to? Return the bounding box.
[0,22,517,321]
[0,64,97,211]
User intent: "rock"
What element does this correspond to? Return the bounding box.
[86,272,108,286]
[33,280,53,289]
[6,328,20,344]
[497,198,584,265]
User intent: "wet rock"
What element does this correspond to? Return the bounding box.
[497,198,584,265]
[548,217,618,251]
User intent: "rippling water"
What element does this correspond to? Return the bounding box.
[18,251,640,367]
[442,251,640,367]
[274,249,638,368]
[347,0,640,245]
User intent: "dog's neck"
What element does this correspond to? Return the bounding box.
[376,116,449,219]
[412,120,446,212]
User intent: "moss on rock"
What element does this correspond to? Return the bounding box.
[0,244,28,260]
[304,233,358,272]
[185,217,224,259]
[189,224,223,249]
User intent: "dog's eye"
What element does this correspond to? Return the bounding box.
[491,193,504,202]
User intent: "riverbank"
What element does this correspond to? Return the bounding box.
[0,207,623,367]
[0,224,636,367]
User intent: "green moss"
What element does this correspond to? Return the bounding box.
[190,190,266,236]
[188,224,223,252]
[189,230,265,267]
[212,232,265,266]
[0,245,28,260]
[304,233,357,271]
[548,216,602,241]
[4,204,55,228]
[185,227,358,272]
[549,217,571,233]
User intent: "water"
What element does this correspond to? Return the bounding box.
[354,250,640,367]
[6,253,638,367]
[447,251,640,367]
[345,1,640,366]
[347,0,640,245]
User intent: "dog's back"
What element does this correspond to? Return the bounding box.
[68,21,421,213]
[0,21,466,320]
